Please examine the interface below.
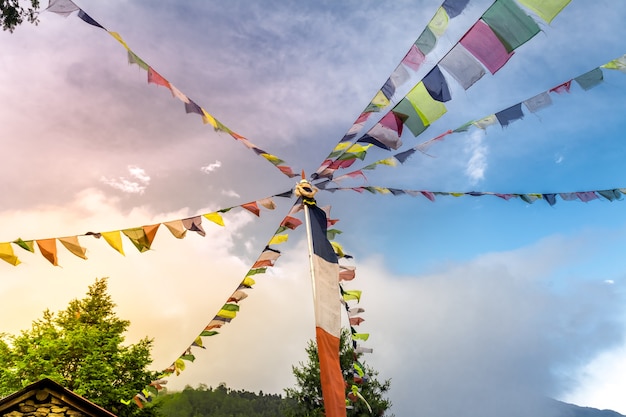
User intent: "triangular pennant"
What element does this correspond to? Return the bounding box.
[46,0,79,17]
[77,10,105,29]
[280,216,303,230]
[269,234,289,245]
[163,220,187,239]
[36,239,58,266]
[58,236,87,260]
[182,216,206,237]
[122,228,152,253]
[203,212,225,227]
[258,198,276,210]
[147,67,171,90]
[0,242,20,266]
[242,202,260,216]
[101,231,125,255]
[13,238,35,252]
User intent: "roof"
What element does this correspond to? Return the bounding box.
[0,378,117,417]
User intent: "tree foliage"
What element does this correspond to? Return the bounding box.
[284,329,393,417]
[156,383,288,417]
[1,0,39,32]
[0,278,158,417]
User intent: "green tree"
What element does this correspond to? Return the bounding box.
[1,0,39,32]
[284,329,393,417]
[0,278,159,417]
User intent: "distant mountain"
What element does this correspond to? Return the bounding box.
[551,399,625,417]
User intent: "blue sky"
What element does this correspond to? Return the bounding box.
[2,1,626,416]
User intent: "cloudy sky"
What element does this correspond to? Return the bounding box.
[2,1,626,416]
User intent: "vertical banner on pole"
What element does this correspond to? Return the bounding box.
[307,203,347,417]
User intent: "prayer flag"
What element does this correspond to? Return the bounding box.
[574,68,603,91]
[101,231,125,255]
[460,20,514,75]
[77,10,105,29]
[517,0,571,23]
[523,92,552,113]
[36,239,58,266]
[550,80,572,94]
[392,99,427,137]
[148,67,171,89]
[601,55,626,73]
[357,112,404,150]
[423,66,451,102]
[440,44,486,90]
[428,7,449,37]
[163,220,187,239]
[0,242,20,266]
[59,236,87,260]
[13,238,34,252]
[415,27,436,55]
[182,216,206,237]
[46,0,79,17]
[308,204,345,417]
[442,0,470,18]
[495,103,524,127]
[406,82,447,126]
[401,45,425,71]
[482,0,540,52]
[242,202,260,216]
[204,212,225,227]
[269,234,289,245]
[122,228,152,253]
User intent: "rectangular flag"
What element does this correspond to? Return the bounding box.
[308,204,346,417]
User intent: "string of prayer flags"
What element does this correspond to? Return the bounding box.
[134,207,307,407]
[47,1,298,180]
[0,192,290,267]
[321,186,626,206]
[331,54,622,179]
[315,0,572,179]
[314,0,471,177]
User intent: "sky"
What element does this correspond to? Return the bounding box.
[2,1,626,416]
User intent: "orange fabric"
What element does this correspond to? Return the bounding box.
[316,327,346,417]
[36,239,58,266]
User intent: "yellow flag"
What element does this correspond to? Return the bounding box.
[241,276,256,287]
[345,143,372,154]
[406,82,447,126]
[331,241,345,258]
[101,231,125,256]
[518,0,571,23]
[108,31,130,50]
[0,242,20,266]
[373,187,391,194]
[377,157,398,167]
[201,108,218,128]
[58,236,87,260]
[203,212,225,227]
[428,7,449,37]
[269,234,289,245]
[371,90,390,108]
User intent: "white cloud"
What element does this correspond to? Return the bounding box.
[100,166,151,194]
[464,130,488,184]
[201,160,222,174]
[221,189,241,198]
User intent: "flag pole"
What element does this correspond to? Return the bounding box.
[295,171,317,303]
[303,201,317,302]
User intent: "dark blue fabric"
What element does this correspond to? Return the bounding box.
[310,205,338,264]
[78,10,105,29]
[394,148,416,164]
[357,134,391,151]
[423,66,452,102]
[543,194,557,206]
[184,100,203,115]
[381,77,395,99]
[442,0,470,18]
[495,103,524,127]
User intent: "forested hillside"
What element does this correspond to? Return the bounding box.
[156,384,290,417]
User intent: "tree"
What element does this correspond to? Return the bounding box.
[0,278,159,417]
[1,0,39,32]
[284,329,393,417]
